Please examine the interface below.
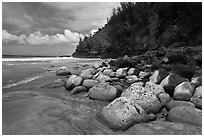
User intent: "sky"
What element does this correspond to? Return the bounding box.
[2,2,120,56]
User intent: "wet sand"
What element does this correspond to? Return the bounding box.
[2,59,202,135]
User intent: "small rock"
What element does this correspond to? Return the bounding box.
[41,79,65,88]
[147,113,156,121]
[82,79,98,89]
[191,86,202,109]
[150,68,169,84]
[139,71,151,78]
[80,68,97,79]
[191,76,202,87]
[166,99,195,110]
[126,75,141,84]
[71,86,88,94]
[64,75,83,90]
[96,74,111,82]
[158,92,171,106]
[116,68,127,78]
[173,82,195,101]
[127,68,139,75]
[88,82,118,101]
[103,68,113,76]
[56,66,71,76]
[168,106,202,127]
[160,73,189,96]
[156,107,168,121]
[100,97,148,130]
[110,72,116,77]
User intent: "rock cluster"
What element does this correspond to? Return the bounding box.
[56,51,202,131]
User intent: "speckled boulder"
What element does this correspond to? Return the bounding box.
[101,97,148,130]
[88,82,117,101]
[64,75,83,90]
[173,82,195,101]
[145,82,165,96]
[121,83,162,114]
[168,106,202,127]
[191,86,202,109]
[166,99,195,110]
[150,68,169,84]
[56,66,71,76]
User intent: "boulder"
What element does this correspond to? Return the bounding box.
[191,86,202,109]
[64,75,83,90]
[158,92,171,106]
[103,68,113,76]
[41,79,65,88]
[82,79,98,89]
[71,86,88,94]
[116,68,127,78]
[121,83,162,114]
[168,106,202,127]
[127,68,139,75]
[100,97,148,130]
[145,82,165,96]
[56,66,71,76]
[166,99,195,110]
[88,82,118,101]
[173,82,195,101]
[80,68,97,79]
[191,76,202,87]
[96,74,111,82]
[160,73,189,96]
[150,68,169,84]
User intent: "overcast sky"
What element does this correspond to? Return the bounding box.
[2,2,120,56]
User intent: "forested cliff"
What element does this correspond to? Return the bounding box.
[72,2,202,58]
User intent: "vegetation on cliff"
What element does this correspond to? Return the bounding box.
[72,2,202,58]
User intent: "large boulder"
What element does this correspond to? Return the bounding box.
[121,83,162,114]
[70,86,88,94]
[80,68,97,79]
[166,99,195,110]
[168,106,202,127]
[160,73,189,96]
[191,86,202,109]
[88,82,118,101]
[56,66,71,76]
[116,68,127,78]
[64,75,83,90]
[173,82,195,101]
[100,97,148,130]
[82,79,98,89]
[150,68,169,84]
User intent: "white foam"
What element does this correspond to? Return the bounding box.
[2,57,73,62]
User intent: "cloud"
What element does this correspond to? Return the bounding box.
[2,30,26,44]
[2,29,84,45]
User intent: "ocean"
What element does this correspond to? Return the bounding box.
[2,56,101,89]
